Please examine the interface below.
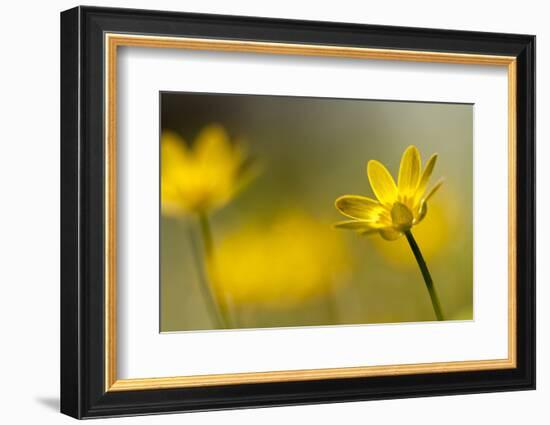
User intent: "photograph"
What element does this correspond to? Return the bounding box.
[57,4,535,419]
[160,92,474,332]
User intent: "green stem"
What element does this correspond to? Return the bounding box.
[404,230,444,321]
[197,212,232,328]
[190,219,224,328]
[178,219,219,327]
[198,213,214,258]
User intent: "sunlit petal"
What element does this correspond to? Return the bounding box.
[423,178,444,203]
[413,200,428,224]
[161,124,256,216]
[334,146,443,243]
[391,202,413,231]
[334,220,378,230]
[359,228,379,236]
[161,131,188,171]
[367,160,398,207]
[415,153,438,205]
[397,145,421,203]
[379,228,402,241]
[335,195,384,220]
[161,131,190,215]
[194,123,233,164]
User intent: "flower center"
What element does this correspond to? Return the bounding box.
[391,202,413,232]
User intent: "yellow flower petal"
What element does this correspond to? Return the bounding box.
[160,124,256,215]
[423,178,444,202]
[335,195,385,221]
[359,228,379,236]
[379,228,402,241]
[335,146,443,242]
[390,202,413,232]
[334,220,380,231]
[161,131,190,215]
[161,131,189,171]
[415,153,438,205]
[413,200,428,224]
[194,124,234,164]
[367,160,398,207]
[397,145,421,203]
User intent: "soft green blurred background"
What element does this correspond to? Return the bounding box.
[160,92,473,332]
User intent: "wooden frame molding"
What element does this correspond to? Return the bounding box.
[104,33,518,392]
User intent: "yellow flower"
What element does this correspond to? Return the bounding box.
[213,212,350,308]
[161,124,255,215]
[334,145,443,241]
[374,198,453,267]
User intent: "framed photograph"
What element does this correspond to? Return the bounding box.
[60,6,535,419]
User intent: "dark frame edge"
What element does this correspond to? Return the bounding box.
[61,6,83,420]
[515,34,536,391]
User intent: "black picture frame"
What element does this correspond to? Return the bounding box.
[60,5,535,419]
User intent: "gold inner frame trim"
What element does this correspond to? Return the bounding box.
[104,33,518,392]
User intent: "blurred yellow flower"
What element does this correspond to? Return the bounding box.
[334,145,443,241]
[161,124,255,215]
[213,212,350,308]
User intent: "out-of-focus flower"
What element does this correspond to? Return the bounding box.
[212,212,350,308]
[161,124,256,216]
[334,145,443,241]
